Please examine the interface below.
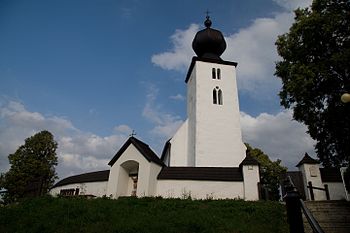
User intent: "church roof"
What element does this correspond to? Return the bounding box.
[296,153,319,167]
[51,170,110,189]
[160,139,171,161]
[320,168,342,182]
[192,16,226,60]
[108,136,164,167]
[157,167,243,181]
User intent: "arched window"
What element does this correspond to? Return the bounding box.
[213,87,223,105]
[212,68,216,79]
[213,89,217,104]
[218,89,223,105]
[217,68,221,80]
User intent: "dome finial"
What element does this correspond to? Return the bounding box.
[204,10,212,28]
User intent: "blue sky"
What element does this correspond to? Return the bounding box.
[0,0,315,178]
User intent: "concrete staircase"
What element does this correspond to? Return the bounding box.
[303,201,350,233]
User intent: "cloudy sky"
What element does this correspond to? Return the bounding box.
[0,0,315,179]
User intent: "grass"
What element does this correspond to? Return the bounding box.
[0,196,288,233]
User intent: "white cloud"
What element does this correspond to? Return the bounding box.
[142,84,183,140]
[0,101,128,179]
[169,94,185,101]
[273,0,312,11]
[114,124,132,134]
[151,0,312,97]
[151,24,198,71]
[223,12,293,94]
[240,110,315,169]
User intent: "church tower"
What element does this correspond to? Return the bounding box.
[165,16,246,168]
[186,16,246,167]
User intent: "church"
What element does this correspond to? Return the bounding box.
[50,17,261,200]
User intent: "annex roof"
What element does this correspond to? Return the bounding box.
[157,167,243,181]
[296,153,319,167]
[51,170,110,189]
[108,136,164,167]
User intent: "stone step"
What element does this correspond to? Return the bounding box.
[303,201,350,233]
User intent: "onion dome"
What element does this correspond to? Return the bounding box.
[192,16,227,60]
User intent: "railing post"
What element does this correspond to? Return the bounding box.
[308,181,315,200]
[285,189,305,233]
[284,179,305,233]
[324,184,330,200]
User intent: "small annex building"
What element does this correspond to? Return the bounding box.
[282,153,349,201]
[50,17,261,200]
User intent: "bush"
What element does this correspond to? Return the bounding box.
[0,196,288,233]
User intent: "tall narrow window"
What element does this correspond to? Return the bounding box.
[217,68,221,80]
[213,89,217,104]
[218,89,223,105]
[212,68,216,79]
[213,87,223,105]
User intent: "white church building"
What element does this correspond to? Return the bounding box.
[50,17,261,200]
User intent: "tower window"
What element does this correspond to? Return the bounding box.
[213,87,223,105]
[212,68,216,79]
[213,89,217,104]
[218,89,223,105]
[212,68,221,80]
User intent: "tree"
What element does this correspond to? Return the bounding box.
[245,144,287,200]
[275,0,350,167]
[2,130,58,202]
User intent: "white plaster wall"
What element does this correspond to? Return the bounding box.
[148,162,163,196]
[242,165,260,201]
[187,65,197,167]
[116,166,130,197]
[323,182,347,200]
[187,61,246,167]
[156,180,244,199]
[299,164,326,200]
[169,119,188,166]
[106,144,161,198]
[50,181,108,197]
[106,162,119,198]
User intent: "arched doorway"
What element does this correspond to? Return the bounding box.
[118,160,139,197]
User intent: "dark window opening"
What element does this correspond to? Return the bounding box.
[212,68,216,79]
[213,87,223,105]
[218,89,223,105]
[213,89,217,104]
[60,188,79,196]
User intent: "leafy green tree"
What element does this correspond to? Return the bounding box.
[275,0,350,167]
[245,144,287,200]
[2,130,58,202]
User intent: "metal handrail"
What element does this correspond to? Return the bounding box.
[299,199,325,233]
[285,176,325,233]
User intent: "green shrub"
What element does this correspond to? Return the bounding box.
[0,196,288,233]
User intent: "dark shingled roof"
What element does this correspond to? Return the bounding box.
[160,139,171,161]
[51,170,110,189]
[157,167,243,181]
[320,168,343,182]
[108,136,164,167]
[296,153,319,167]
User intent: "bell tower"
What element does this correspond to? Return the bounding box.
[186,16,246,167]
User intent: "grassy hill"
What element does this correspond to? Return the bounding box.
[0,196,288,233]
